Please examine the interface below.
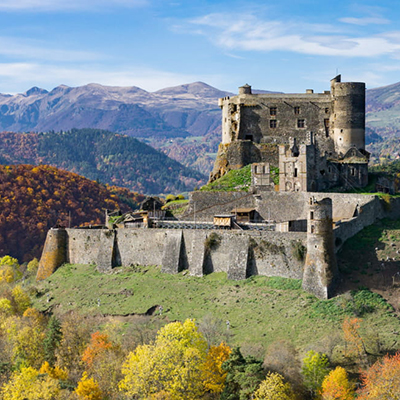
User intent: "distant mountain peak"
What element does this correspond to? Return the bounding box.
[154,81,233,98]
[25,87,49,96]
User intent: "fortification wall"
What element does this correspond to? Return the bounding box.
[66,229,103,265]
[40,227,306,281]
[186,190,377,224]
[117,229,168,267]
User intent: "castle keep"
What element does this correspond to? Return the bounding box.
[212,75,369,192]
[39,75,393,300]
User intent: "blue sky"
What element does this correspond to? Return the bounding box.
[0,0,400,94]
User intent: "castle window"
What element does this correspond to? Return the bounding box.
[310,211,314,220]
[324,119,330,137]
[245,134,253,141]
[311,225,315,233]
[270,107,277,116]
[325,107,329,113]
[294,168,298,177]
[351,168,355,176]
[270,120,277,128]
[297,119,305,128]
[294,107,300,115]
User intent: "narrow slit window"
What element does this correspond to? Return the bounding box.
[294,106,300,115]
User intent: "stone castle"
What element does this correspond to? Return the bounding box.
[211,74,368,192]
[37,75,398,299]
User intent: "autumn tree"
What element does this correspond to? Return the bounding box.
[82,331,113,368]
[253,372,296,400]
[119,319,208,400]
[5,307,47,369]
[357,352,400,399]
[75,372,103,400]
[301,350,330,398]
[202,342,231,396]
[321,366,354,400]
[55,313,92,383]
[1,366,61,400]
[342,317,366,362]
[0,256,21,283]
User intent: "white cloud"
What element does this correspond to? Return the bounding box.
[187,13,400,58]
[339,17,390,26]
[0,0,148,12]
[0,62,222,94]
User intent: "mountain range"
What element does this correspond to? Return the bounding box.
[0,80,399,173]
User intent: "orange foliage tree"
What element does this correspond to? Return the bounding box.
[82,331,113,368]
[357,352,400,399]
[342,317,366,360]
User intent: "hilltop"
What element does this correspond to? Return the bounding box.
[0,129,206,195]
[0,164,145,261]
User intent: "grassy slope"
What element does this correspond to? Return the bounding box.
[33,262,400,355]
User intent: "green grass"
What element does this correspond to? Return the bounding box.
[33,263,400,353]
[200,165,252,192]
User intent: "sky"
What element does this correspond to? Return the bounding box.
[0,0,400,94]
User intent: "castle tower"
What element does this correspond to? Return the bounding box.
[238,84,252,95]
[331,75,365,156]
[302,197,337,299]
[37,228,67,281]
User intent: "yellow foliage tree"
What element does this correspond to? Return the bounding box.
[1,366,60,400]
[11,285,31,315]
[120,319,208,400]
[39,361,68,381]
[321,366,354,400]
[75,372,103,400]
[0,298,13,317]
[202,342,231,395]
[0,255,21,283]
[5,307,46,368]
[253,372,296,400]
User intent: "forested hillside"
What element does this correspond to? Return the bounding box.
[0,129,206,195]
[0,164,145,261]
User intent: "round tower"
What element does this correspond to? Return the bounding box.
[302,197,337,299]
[36,228,67,281]
[331,78,365,156]
[238,84,252,95]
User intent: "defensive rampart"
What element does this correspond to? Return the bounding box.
[38,228,306,281]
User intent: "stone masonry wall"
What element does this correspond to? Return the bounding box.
[186,190,377,224]
[44,227,306,280]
